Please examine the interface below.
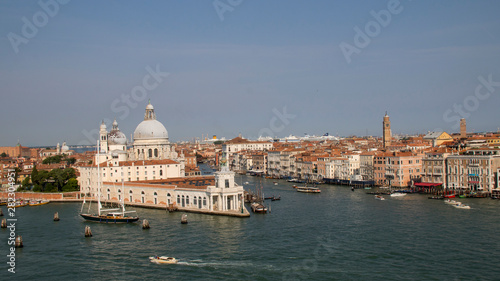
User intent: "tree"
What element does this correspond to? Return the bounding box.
[0,152,7,157]
[21,176,31,188]
[42,155,63,164]
[62,178,79,192]
[13,167,21,184]
[65,157,76,165]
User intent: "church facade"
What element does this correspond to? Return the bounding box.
[77,102,248,217]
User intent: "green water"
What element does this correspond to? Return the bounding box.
[1,176,499,280]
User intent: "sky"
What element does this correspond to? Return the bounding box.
[1,0,500,146]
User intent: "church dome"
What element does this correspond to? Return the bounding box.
[108,119,127,145]
[108,130,127,145]
[133,101,169,141]
[134,120,168,140]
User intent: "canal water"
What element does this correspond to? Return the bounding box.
[1,175,500,280]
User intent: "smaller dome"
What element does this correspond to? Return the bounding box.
[146,103,154,110]
[108,130,127,145]
[100,121,107,130]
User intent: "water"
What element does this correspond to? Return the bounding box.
[2,175,500,280]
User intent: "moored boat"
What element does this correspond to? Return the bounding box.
[251,202,268,213]
[296,187,321,193]
[375,195,385,200]
[390,192,406,197]
[149,256,178,264]
[29,200,50,206]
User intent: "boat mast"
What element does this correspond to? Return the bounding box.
[97,139,101,216]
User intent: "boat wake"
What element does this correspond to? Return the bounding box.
[176,259,275,270]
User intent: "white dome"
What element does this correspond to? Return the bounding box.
[134,120,168,140]
[108,130,127,145]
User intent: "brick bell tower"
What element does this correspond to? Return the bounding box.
[383,112,391,149]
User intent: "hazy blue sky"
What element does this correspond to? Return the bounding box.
[1,0,499,146]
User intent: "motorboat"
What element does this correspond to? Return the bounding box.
[453,203,471,209]
[244,182,249,185]
[444,199,458,205]
[14,201,29,208]
[375,195,385,200]
[296,187,321,193]
[274,182,278,185]
[29,200,50,206]
[390,193,406,197]
[149,256,178,264]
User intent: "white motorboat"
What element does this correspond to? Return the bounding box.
[390,192,406,197]
[375,195,385,200]
[149,256,178,264]
[444,199,458,205]
[453,203,471,209]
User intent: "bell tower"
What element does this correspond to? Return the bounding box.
[460,118,466,138]
[383,112,391,149]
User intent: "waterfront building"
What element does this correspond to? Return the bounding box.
[360,152,376,181]
[385,152,422,187]
[420,148,453,189]
[446,148,500,192]
[78,102,186,191]
[383,112,391,148]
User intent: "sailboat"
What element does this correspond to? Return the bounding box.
[251,179,267,213]
[80,140,139,223]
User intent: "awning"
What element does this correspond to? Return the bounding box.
[414,182,442,187]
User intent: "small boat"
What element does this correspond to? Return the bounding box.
[273,182,278,185]
[444,194,456,198]
[444,199,458,205]
[264,196,275,200]
[390,193,406,197]
[251,202,268,213]
[428,196,444,200]
[292,185,297,189]
[379,186,390,189]
[364,187,372,190]
[29,200,50,206]
[453,203,471,209]
[14,201,29,208]
[375,195,385,200]
[296,187,321,193]
[149,256,178,264]
[181,214,188,224]
[244,182,249,185]
[271,196,281,201]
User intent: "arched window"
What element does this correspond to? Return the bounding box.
[177,195,180,204]
[154,192,157,196]
[129,190,133,194]
[186,196,189,205]
[203,197,207,206]
[141,191,145,195]
[118,189,121,193]
[194,196,197,205]
[167,193,171,197]
[148,149,153,158]
[154,148,158,157]
[137,149,140,155]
